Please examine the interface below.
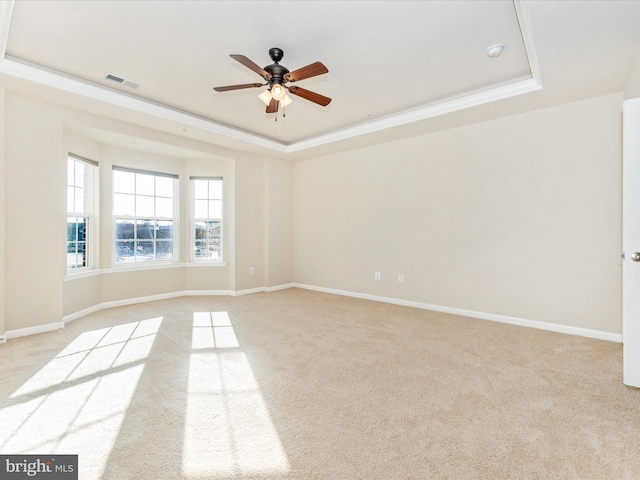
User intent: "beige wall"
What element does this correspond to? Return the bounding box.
[3,93,294,328]
[5,94,65,330]
[294,93,623,334]
[265,157,293,287]
[625,45,640,100]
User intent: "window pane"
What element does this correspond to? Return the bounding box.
[77,218,87,242]
[195,199,208,219]
[209,180,222,199]
[156,176,173,198]
[75,163,86,188]
[209,200,222,219]
[67,217,78,241]
[195,222,207,240]
[194,180,208,199]
[116,241,134,262]
[67,186,75,213]
[66,246,77,269]
[74,187,85,214]
[114,193,135,216]
[116,220,135,240]
[157,241,173,260]
[157,221,173,239]
[136,220,154,239]
[78,242,87,267]
[67,159,75,185]
[136,173,155,196]
[194,241,207,259]
[156,197,173,218]
[114,170,135,194]
[136,241,154,261]
[136,195,154,216]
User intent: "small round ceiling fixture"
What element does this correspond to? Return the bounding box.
[487,44,504,58]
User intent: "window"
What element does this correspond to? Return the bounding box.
[113,167,177,263]
[192,177,223,261]
[67,154,97,270]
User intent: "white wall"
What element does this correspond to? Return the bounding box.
[294,93,623,334]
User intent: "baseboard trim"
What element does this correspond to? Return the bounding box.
[28,282,622,344]
[6,321,65,340]
[292,283,623,343]
[265,283,296,292]
[59,285,294,327]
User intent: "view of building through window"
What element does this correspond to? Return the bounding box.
[67,157,94,269]
[113,168,176,263]
[193,178,222,261]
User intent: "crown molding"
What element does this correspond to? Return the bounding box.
[0,0,542,155]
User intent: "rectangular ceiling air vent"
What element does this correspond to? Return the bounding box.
[104,73,142,90]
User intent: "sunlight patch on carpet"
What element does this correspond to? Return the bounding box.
[183,312,290,478]
[0,317,163,477]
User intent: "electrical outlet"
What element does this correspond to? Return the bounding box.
[374,272,380,280]
[398,274,404,283]
[0,335,7,344]
[249,267,255,275]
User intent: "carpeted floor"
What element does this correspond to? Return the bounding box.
[0,288,639,479]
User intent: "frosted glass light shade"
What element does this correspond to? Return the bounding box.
[258,89,273,105]
[280,93,293,108]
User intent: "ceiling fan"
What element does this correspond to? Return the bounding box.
[213,47,331,114]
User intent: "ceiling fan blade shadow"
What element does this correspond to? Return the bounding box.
[266,97,279,114]
[213,83,264,92]
[230,54,272,80]
[288,86,331,106]
[284,62,328,82]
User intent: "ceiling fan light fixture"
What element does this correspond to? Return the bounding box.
[271,83,286,100]
[258,89,273,106]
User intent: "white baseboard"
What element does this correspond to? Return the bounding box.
[292,283,623,343]
[20,282,622,344]
[265,283,296,292]
[6,321,65,340]
[58,285,294,328]
[0,334,7,344]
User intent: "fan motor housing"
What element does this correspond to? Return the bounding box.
[264,63,289,84]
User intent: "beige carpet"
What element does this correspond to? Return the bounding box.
[0,288,639,479]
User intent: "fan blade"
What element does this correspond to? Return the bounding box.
[288,86,331,106]
[266,97,279,114]
[284,61,328,83]
[213,83,264,92]
[230,54,272,80]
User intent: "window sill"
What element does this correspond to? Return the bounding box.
[64,261,228,280]
[64,268,103,281]
[104,262,183,274]
[186,261,227,267]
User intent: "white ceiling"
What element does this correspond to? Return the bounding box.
[1,1,640,159]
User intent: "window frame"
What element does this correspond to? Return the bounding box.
[190,176,223,263]
[112,166,179,266]
[66,153,98,272]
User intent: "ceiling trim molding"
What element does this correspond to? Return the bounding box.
[0,0,542,155]
[0,56,288,152]
[0,0,14,60]
[288,77,541,153]
[513,0,542,86]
